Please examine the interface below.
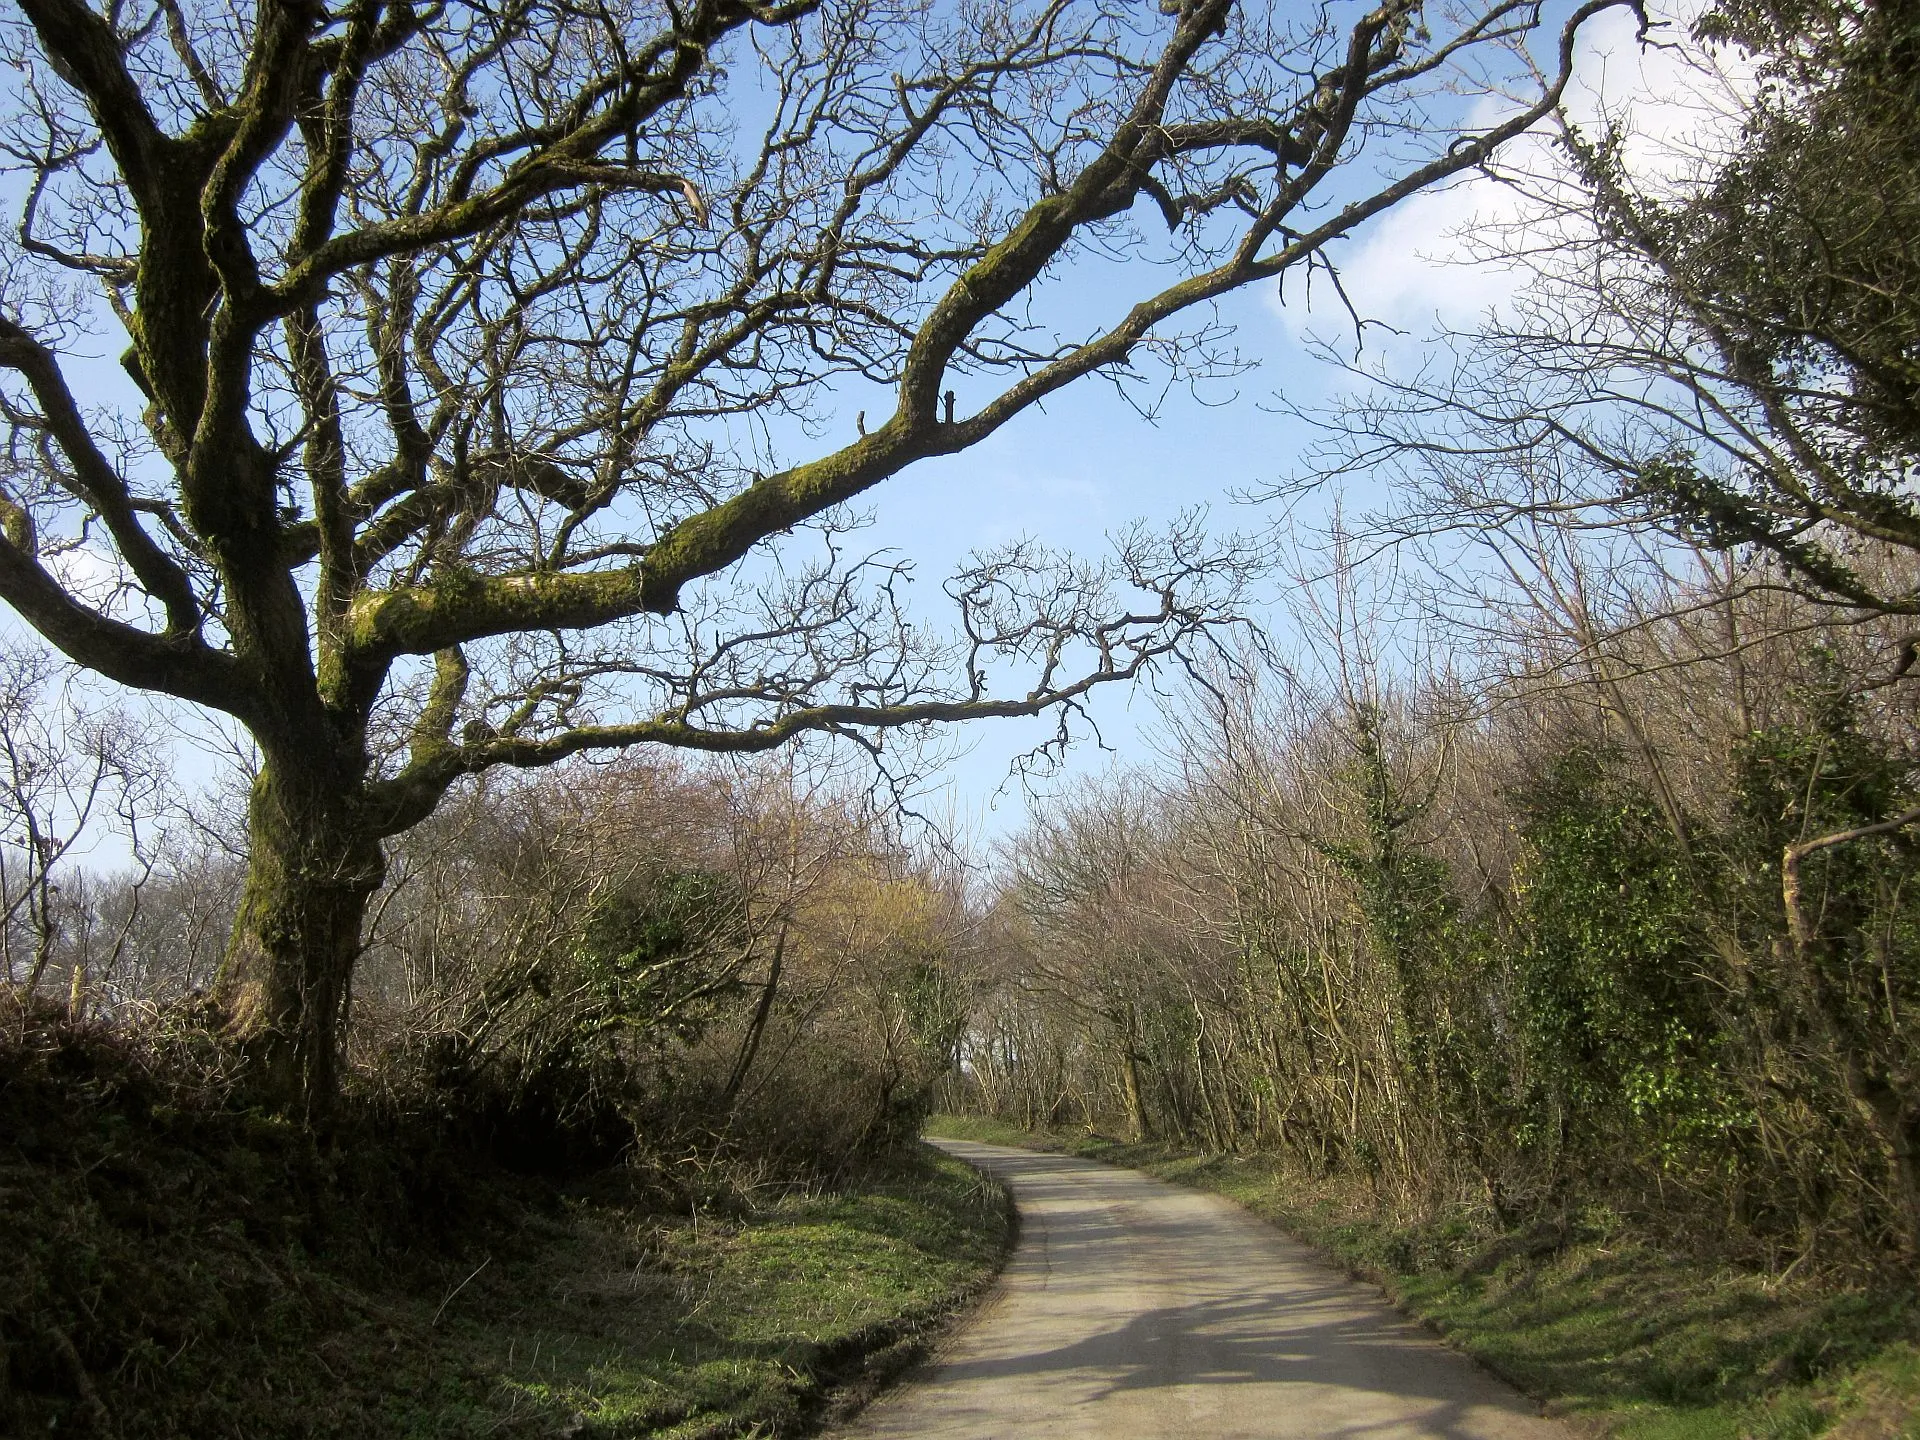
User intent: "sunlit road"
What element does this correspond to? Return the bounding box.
[843,1139,1564,1440]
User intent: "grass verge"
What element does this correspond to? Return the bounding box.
[2,1008,1012,1439]
[370,1146,1012,1440]
[925,1113,1919,1440]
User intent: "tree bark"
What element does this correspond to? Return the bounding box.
[721,925,786,1115]
[1848,1069,1920,1257]
[1122,1044,1153,1143]
[213,757,385,1125]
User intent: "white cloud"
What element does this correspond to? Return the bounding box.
[1273,147,1535,339]
[1269,0,1758,346]
[45,542,125,606]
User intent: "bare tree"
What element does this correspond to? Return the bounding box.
[0,0,1629,1117]
[0,643,163,1002]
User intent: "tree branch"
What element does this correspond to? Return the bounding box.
[0,315,203,635]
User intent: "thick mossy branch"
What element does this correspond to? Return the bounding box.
[349,566,650,656]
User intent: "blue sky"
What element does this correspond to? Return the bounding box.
[851,280,1324,836]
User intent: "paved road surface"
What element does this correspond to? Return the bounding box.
[844,1139,1563,1440]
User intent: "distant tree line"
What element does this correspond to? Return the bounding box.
[957,564,1920,1266]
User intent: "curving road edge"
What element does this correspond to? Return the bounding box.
[843,1139,1565,1439]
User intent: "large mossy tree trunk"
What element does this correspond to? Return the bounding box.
[213,754,385,1126]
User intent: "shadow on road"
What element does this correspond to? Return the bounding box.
[847,1139,1556,1439]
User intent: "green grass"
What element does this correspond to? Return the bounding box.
[2,1008,1012,1439]
[416,1148,1012,1439]
[927,1114,1920,1439]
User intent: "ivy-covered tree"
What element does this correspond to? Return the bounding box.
[1509,751,1730,1168]
[1318,0,1920,614]
[1736,683,1920,1250]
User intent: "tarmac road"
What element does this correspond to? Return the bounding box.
[843,1139,1565,1440]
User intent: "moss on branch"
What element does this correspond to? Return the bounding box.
[347,566,650,657]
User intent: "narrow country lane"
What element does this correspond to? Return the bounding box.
[844,1140,1564,1440]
